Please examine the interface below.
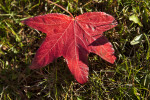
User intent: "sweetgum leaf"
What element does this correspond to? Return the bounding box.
[22,12,117,84]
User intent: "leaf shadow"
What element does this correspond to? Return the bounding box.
[89,35,108,46]
[78,35,109,66]
[78,44,89,65]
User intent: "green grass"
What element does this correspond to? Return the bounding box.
[0,0,150,99]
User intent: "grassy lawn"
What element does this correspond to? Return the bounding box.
[0,0,150,99]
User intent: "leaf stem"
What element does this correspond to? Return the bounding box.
[46,0,74,18]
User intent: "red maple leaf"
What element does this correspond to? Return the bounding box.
[22,12,117,84]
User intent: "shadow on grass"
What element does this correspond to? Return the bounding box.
[0,57,75,99]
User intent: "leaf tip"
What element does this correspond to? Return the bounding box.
[110,56,116,64]
[77,78,88,84]
[21,20,26,24]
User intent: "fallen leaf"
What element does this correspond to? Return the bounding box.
[129,14,143,27]
[130,34,143,45]
[22,12,117,84]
